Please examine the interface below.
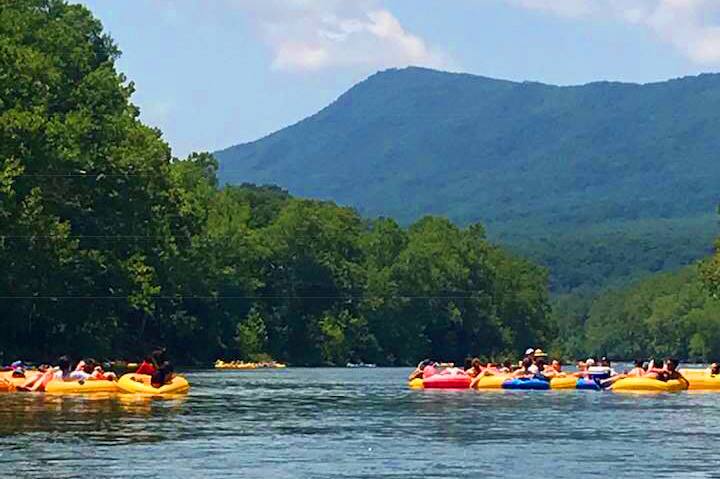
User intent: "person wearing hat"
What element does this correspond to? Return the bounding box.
[520,348,535,372]
[529,349,547,374]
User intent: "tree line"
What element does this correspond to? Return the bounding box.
[5,1,720,366]
[550,259,720,361]
[0,0,553,365]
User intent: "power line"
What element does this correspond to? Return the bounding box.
[0,295,480,300]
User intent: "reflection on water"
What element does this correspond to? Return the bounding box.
[0,368,718,478]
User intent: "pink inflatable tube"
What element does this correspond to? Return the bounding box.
[422,372,471,389]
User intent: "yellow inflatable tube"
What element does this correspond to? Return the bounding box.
[408,378,424,389]
[45,379,119,394]
[117,373,190,395]
[678,369,720,390]
[0,370,42,390]
[474,375,508,389]
[0,381,12,392]
[550,376,579,390]
[612,377,687,393]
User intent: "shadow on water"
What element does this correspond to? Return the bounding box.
[1,368,719,478]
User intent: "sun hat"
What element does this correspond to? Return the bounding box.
[533,349,548,357]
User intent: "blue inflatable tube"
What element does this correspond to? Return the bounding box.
[576,378,601,391]
[502,378,551,390]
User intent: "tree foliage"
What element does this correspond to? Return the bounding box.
[0,1,554,365]
[552,266,720,361]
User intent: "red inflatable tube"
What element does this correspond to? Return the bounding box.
[422,373,471,389]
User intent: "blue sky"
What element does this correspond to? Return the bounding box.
[79,0,720,158]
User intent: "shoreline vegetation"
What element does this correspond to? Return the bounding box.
[2,1,720,367]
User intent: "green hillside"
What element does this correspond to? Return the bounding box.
[216,67,720,290]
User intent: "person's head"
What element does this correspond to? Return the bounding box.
[83,358,96,374]
[524,348,535,359]
[711,362,720,375]
[57,355,71,373]
[521,357,533,370]
[417,359,432,370]
[503,360,512,369]
[634,359,644,369]
[600,357,610,367]
[551,360,562,372]
[534,350,548,366]
[535,357,547,369]
[471,357,482,370]
[576,361,587,371]
[585,358,595,367]
[464,357,473,370]
[665,358,679,372]
[151,348,167,364]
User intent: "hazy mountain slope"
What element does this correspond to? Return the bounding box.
[216,67,720,290]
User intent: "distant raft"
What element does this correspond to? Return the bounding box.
[612,377,687,393]
[214,360,286,370]
[117,374,190,395]
[346,362,377,368]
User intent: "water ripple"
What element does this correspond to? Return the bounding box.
[0,368,716,478]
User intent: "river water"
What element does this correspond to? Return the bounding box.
[0,367,718,478]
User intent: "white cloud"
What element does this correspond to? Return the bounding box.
[509,0,595,17]
[233,0,446,72]
[505,0,720,65]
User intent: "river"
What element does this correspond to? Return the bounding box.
[0,367,717,478]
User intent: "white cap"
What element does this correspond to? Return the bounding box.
[525,348,535,356]
[586,358,596,366]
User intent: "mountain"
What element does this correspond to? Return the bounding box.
[215,67,720,291]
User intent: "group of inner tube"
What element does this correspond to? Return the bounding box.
[408,348,720,392]
[214,360,287,369]
[0,350,189,395]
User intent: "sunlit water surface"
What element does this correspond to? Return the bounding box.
[0,368,718,478]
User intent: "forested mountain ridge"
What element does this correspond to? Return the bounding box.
[216,67,720,291]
